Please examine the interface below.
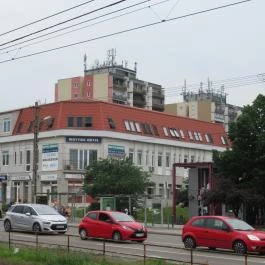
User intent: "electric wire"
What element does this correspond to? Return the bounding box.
[0,0,98,37]
[0,0,252,64]
[0,0,164,54]
[0,0,127,47]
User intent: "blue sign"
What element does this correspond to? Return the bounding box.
[108,145,125,157]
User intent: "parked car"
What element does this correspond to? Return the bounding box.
[3,203,67,234]
[182,215,265,254]
[78,210,147,242]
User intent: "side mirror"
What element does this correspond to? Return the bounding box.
[25,212,31,216]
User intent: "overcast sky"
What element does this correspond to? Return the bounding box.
[0,0,264,112]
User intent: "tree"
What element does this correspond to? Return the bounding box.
[205,94,265,223]
[83,157,150,198]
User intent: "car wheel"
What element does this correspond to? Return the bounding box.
[183,236,196,249]
[79,229,88,240]
[233,240,247,254]
[33,223,41,233]
[4,220,11,232]
[112,231,122,241]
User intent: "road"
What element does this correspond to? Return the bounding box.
[0,220,264,265]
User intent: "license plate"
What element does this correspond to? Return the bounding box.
[136,233,144,237]
[57,225,65,229]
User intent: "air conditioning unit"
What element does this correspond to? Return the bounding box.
[149,166,154,172]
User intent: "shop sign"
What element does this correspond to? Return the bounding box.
[0,175,7,181]
[42,144,59,171]
[40,174,58,181]
[108,145,125,157]
[11,175,31,181]
[66,136,101,143]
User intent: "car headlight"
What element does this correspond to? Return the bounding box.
[247,234,260,241]
[121,225,133,231]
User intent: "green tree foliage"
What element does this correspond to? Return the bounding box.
[83,157,150,198]
[204,94,265,221]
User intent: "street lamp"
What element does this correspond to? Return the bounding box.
[32,101,39,203]
[31,101,53,203]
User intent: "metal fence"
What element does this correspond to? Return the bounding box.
[1,231,265,265]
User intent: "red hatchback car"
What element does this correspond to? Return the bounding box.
[78,210,147,242]
[182,215,265,254]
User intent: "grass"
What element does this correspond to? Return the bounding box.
[0,244,187,265]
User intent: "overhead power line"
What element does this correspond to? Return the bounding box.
[0,0,252,64]
[0,0,157,53]
[0,0,98,37]
[0,0,127,47]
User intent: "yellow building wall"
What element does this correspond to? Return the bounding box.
[197,101,212,122]
[93,73,109,101]
[57,78,72,101]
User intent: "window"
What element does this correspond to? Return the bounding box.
[74,82,79,88]
[87,80,91,87]
[198,132,203,141]
[129,121,136,132]
[179,129,185,138]
[169,129,175,137]
[89,150,97,165]
[14,152,17,165]
[151,151,155,167]
[188,131,193,140]
[129,148,134,162]
[85,116,92,127]
[87,212,97,220]
[173,129,180,138]
[135,122,141,132]
[221,136,228,145]
[2,151,9,166]
[3,118,11,132]
[152,125,159,136]
[19,151,23,164]
[145,151,149,166]
[26,150,30,171]
[194,132,199,141]
[158,152,162,167]
[137,150,142,165]
[166,153,170,168]
[68,117,74,127]
[163,127,169,136]
[77,117,83,127]
[108,117,116,129]
[124,120,130,131]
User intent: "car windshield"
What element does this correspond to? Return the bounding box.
[110,212,135,222]
[33,205,59,215]
[226,218,254,231]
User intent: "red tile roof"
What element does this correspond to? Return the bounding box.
[13,99,228,147]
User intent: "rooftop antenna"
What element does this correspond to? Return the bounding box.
[134,61,138,72]
[107,48,116,66]
[83,54,87,72]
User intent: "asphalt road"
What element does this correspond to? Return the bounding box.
[0,220,264,265]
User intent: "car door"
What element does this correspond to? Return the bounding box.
[97,212,113,239]
[204,218,232,249]
[20,206,35,231]
[10,205,25,229]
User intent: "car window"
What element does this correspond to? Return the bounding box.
[33,205,59,215]
[86,212,97,220]
[98,213,111,222]
[191,218,204,227]
[110,212,134,222]
[12,205,24,214]
[23,206,37,216]
[226,218,254,231]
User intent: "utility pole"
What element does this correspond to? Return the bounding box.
[32,101,39,203]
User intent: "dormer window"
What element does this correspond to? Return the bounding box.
[3,118,11,132]
[108,117,116,129]
[85,116,92,127]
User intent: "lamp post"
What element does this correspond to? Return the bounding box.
[32,101,39,203]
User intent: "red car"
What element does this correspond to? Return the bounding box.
[78,210,147,242]
[182,215,265,254]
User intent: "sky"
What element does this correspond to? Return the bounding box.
[0,0,264,112]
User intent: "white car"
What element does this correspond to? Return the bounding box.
[3,203,67,234]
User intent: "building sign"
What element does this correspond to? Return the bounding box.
[65,174,84,180]
[40,174,58,181]
[0,175,7,181]
[108,145,125,157]
[11,175,31,181]
[42,144,59,171]
[66,136,101,143]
